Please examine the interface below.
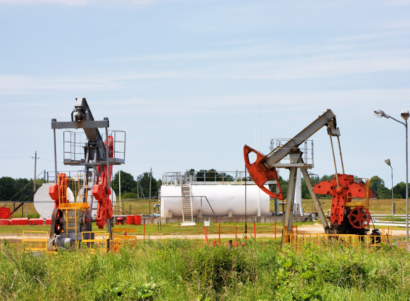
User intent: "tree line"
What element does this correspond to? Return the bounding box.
[0,171,407,201]
[0,177,46,202]
[110,171,162,199]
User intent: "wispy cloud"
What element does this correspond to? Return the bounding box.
[0,0,156,6]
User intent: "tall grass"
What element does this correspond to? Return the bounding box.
[1,239,410,300]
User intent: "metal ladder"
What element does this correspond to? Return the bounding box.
[181,184,195,225]
[65,209,78,238]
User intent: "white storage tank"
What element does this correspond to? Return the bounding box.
[160,184,270,217]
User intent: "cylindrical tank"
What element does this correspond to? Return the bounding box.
[160,184,270,217]
[126,215,134,224]
[34,183,75,218]
[134,215,141,225]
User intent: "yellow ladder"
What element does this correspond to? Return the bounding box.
[65,209,78,237]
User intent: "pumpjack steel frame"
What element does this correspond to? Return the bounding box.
[244,109,379,242]
[48,98,126,250]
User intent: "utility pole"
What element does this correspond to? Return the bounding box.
[32,151,40,192]
[31,151,39,218]
[149,168,152,215]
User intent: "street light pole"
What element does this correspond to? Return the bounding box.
[385,159,394,222]
[374,109,409,242]
[406,118,408,241]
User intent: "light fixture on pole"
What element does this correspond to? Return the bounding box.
[384,158,394,222]
[374,109,409,242]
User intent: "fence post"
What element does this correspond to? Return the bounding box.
[204,227,209,246]
[253,222,256,239]
[235,226,237,246]
[274,221,276,240]
[219,223,221,245]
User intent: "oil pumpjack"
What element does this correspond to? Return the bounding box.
[244,109,380,242]
[48,98,126,250]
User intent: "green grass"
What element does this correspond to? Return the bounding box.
[0,221,287,235]
[1,239,409,300]
[2,198,407,219]
[380,216,407,222]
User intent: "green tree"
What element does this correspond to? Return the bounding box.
[393,182,406,199]
[111,171,137,195]
[377,186,391,199]
[370,176,385,192]
[136,172,158,198]
[0,177,17,201]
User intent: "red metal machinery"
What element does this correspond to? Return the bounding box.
[313,174,373,234]
[244,109,379,238]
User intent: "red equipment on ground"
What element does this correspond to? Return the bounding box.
[11,218,29,226]
[29,218,44,225]
[0,208,10,219]
[0,219,10,225]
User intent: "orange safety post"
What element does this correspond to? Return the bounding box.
[204,227,209,246]
[218,223,221,245]
[274,221,276,240]
[254,222,256,239]
[235,226,237,246]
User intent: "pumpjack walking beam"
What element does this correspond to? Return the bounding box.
[244,109,338,233]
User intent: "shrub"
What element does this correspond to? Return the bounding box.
[122,192,139,199]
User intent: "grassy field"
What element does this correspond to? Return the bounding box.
[0,221,295,235]
[3,198,406,218]
[1,239,409,300]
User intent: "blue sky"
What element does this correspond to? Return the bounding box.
[1,0,410,187]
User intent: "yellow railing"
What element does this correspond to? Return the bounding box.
[281,225,298,244]
[113,228,137,241]
[112,229,137,251]
[81,231,109,252]
[285,228,393,252]
[22,231,48,251]
[81,231,109,243]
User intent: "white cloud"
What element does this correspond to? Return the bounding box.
[0,0,156,6]
[387,0,410,6]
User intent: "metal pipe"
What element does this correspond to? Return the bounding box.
[406,120,408,242]
[53,128,58,181]
[105,127,110,188]
[390,165,394,222]
[245,164,247,239]
[329,136,340,186]
[336,136,345,174]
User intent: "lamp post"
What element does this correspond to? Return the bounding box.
[374,109,409,242]
[384,158,394,222]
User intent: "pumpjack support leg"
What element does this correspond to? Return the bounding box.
[300,168,329,231]
[284,168,297,226]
